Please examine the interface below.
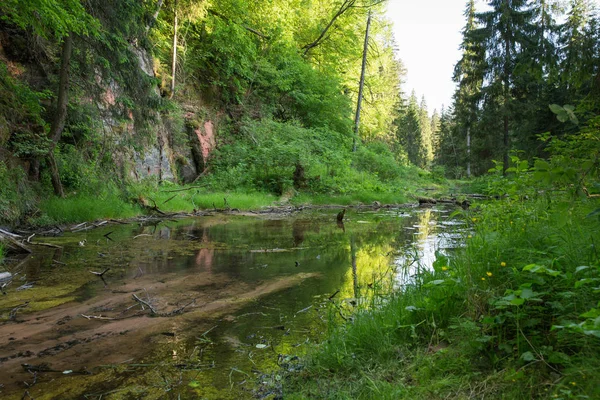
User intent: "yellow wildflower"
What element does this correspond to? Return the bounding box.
[501,262,507,267]
[486,271,493,277]
[442,266,449,271]
[472,218,477,222]
[481,277,486,281]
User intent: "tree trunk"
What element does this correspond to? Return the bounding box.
[353,11,371,152]
[48,34,73,197]
[170,0,178,99]
[466,125,471,178]
[503,33,511,174]
[48,152,65,197]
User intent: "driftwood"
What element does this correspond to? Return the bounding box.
[0,229,31,255]
[137,197,166,215]
[132,293,157,315]
[418,197,437,205]
[90,268,110,286]
[80,314,115,321]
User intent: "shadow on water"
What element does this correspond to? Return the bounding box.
[0,206,466,399]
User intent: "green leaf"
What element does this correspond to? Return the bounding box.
[522,264,562,277]
[580,308,600,319]
[575,278,600,288]
[533,159,550,171]
[520,351,536,361]
[511,298,525,306]
[425,279,446,286]
[575,266,591,273]
[549,104,564,114]
[519,288,537,299]
[518,160,529,171]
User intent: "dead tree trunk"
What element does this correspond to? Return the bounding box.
[353,11,371,152]
[48,35,73,197]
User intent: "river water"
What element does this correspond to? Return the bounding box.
[0,206,464,399]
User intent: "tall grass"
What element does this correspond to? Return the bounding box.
[39,192,139,224]
[147,189,278,212]
[291,191,410,206]
[286,197,600,399]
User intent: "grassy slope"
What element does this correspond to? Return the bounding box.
[285,197,600,399]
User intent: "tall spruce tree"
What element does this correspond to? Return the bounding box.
[419,96,434,169]
[454,0,485,177]
[473,0,535,172]
[560,0,597,94]
[396,91,423,167]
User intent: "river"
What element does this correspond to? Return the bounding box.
[0,206,464,399]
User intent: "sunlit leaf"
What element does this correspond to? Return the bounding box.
[511,298,525,306]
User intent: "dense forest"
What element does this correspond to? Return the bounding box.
[0,0,599,225]
[0,1,600,399]
[0,0,412,226]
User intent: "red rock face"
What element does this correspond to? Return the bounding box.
[195,120,216,167]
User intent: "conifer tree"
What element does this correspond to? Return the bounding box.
[473,0,535,172]
[560,0,597,94]
[396,91,423,167]
[419,96,434,169]
[454,0,485,177]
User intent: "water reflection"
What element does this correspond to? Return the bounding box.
[0,206,464,399]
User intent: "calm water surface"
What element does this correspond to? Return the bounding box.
[0,207,465,399]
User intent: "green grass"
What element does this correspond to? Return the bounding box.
[285,196,600,399]
[291,191,410,206]
[148,189,279,212]
[0,243,4,264]
[38,192,140,224]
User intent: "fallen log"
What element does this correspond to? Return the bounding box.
[0,231,32,254]
[418,197,437,205]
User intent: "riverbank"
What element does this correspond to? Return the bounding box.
[0,176,461,231]
[284,196,600,399]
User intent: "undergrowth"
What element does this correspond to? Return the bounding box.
[285,196,600,399]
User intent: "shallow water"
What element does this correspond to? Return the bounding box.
[0,207,465,399]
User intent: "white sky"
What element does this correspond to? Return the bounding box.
[385,0,599,114]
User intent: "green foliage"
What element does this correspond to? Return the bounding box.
[39,189,139,224]
[0,161,37,225]
[549,104,579,125]
[0,64,52,156]
[438,0,600,176]
[287,196,600,399]
[0,0,100,39]
[204,119,427,196]
[352,141,407,182]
